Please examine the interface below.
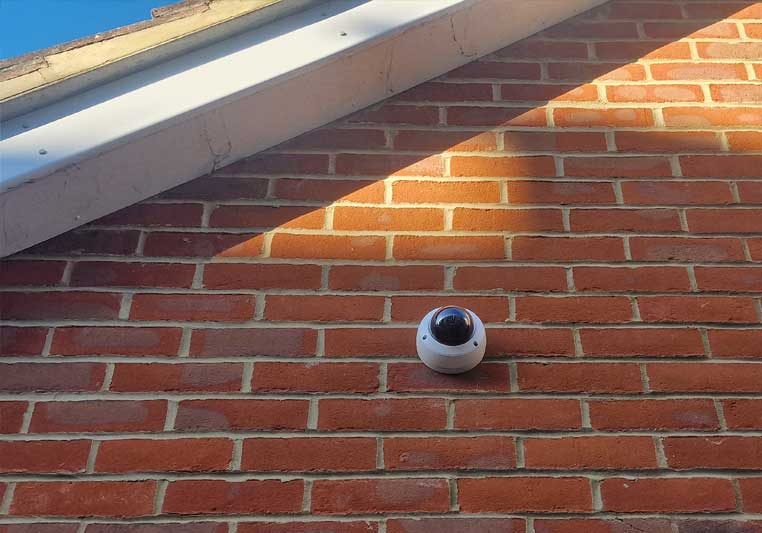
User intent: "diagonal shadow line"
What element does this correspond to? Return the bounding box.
[2,1,761,358]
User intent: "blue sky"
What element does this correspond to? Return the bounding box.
[1,0,173,60]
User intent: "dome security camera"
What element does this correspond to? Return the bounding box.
[416,306,486,374]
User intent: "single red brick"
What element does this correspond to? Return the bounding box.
[324,328,416,357]
[1,291,120,320]
[533,518,672,533]
[392,130,497,152]
[525,436,657,470]
[0,401,27,433]
[486,328,575,357]
[273,178,385,203]
[312,479,449,514]
[333,207,444,231]
[682,156,762,178]
[223,153,328,175]
[495,38,588,59]
[554,108,653,128]
[580,328,704,357]
[241,437,376,472]
[603,2,683,19]
[394,81,493,101]
[517,362,643,394]
[0,440,90,473]
[0,363,105,392]
[502,132,607,152]
[549,63,646,82]
[574,266,690,293]
[163,479,303,514]
[388,518,524,533]
[643,21,740,39]
[751,237,762,261]
[622,181,734,205]
[0,327,47,356]
[3,524,81,533]
[564,156,672,179]
[70,261,195,288]
[664,436,762,470]
[629,237,745,262]
[387,363,509,393]
[451,156,556,178]
[159,177,268,200]
[516,296,632,324]
[190,328,317,357]
[345,104,439,125]
[729,133,762,153]
[508,181,615,205]
[710,83,762,103]
[94,203,203,227]
[452,208,564,232]
[647,363,762,392]
[394,235,505,261]
[664,107,762,128]
[143,232,264,258]
[709,329,762,358]
[651,63,747,81]
[51,327,182,356]
[724,399,762,429]
[513,236,625,261]
[615,131,720,152]
[318,398,446,431]
[455,399,581,430]
[384,436,515,470]
[500,83,598,103]
[204,263,322,290]
[595,41,691,61]
[239,523,377,533]
[335,154,442,177]
[392,180,501,203]
[251,362,379,393]
[0,260,65,286]
[174,399,308,431]
[265,295,384,322]
[278,128,386,150]
[544,20,639,38]
[30,400,167,433]
[391,295,509,323]
[750,23,762,38]
[589,399,719,431]
[85,524,227,533]
[454,266,567,292]
[601,478,735,513]
[683,2,762,19]
[271,234,386,260]
[209,205,325,230]
[11,481,156,517]
[445,62,541,80]
[329,265,444,291]
[110,363,242,392]
[638,296,758,324]
[689,208,762,233]
[131,294,256,322]
[96,438,233,473]
[24,229,139,256]
[740,478,762,513]
[458,477,592,513]
[446,106,547,127]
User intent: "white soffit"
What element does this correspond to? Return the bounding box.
[0,0,606,257]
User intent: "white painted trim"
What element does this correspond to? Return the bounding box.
[0,0,605,257]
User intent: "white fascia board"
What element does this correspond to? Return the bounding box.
[0,0,606,257]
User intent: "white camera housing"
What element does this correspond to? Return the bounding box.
[416,306,487,374]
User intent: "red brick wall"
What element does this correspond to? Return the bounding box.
[1,1,762,530]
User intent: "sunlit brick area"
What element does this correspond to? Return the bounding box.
[1,1,762,530]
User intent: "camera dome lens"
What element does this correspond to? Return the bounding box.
[430,306,474,346]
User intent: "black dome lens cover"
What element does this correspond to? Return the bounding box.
[430,306,474,346]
